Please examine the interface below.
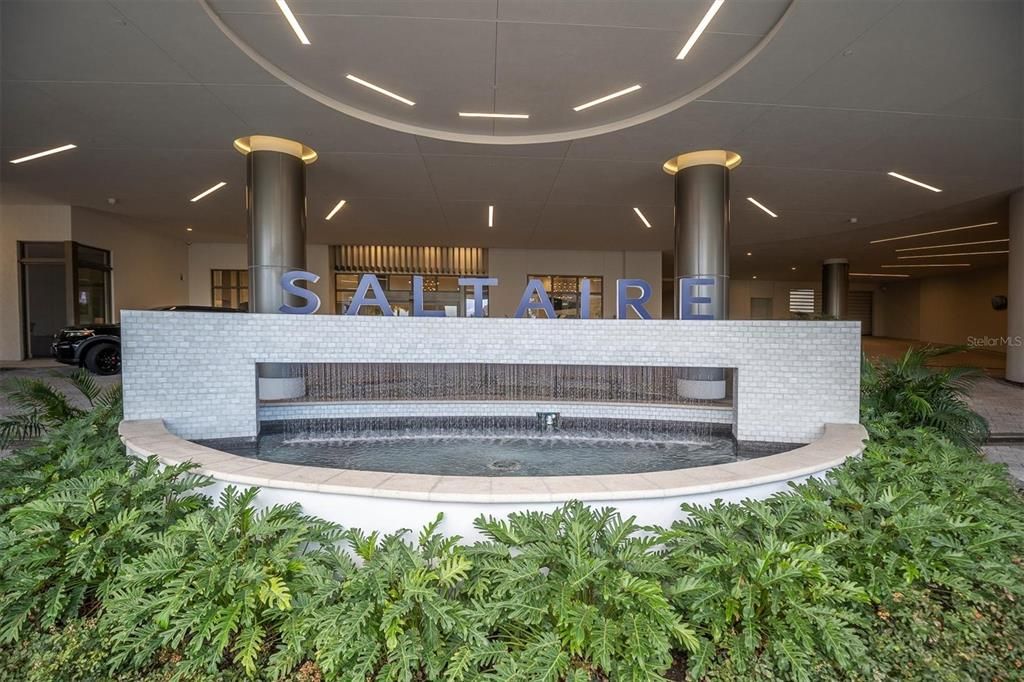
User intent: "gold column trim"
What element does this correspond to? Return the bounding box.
[663,149,742,175]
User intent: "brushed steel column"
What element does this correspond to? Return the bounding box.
[664,150,741,400]
[235,135,317,400]
[821,258,850,319]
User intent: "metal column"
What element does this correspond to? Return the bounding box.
[821,258,850,319]
[234,135,317,400]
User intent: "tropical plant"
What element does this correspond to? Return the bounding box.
[103,486,344,679]
[274,515,492,681]
[861,345,989,447]
[661,496,868,681]
[471,501,698,681]
[0,447,208,644]
[0,368,120,447]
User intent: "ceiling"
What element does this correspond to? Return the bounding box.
[1,0,1022,282]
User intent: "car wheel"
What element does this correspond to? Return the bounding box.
[84,343,121,375]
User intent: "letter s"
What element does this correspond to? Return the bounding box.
[279,270,321,314]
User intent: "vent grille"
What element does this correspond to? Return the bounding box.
[788,288,817,314]
[332,245,487,275]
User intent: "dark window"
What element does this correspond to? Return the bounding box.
[211,269,248,309]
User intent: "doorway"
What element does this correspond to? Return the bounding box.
[18,241,112,358]
[750,297,774,320]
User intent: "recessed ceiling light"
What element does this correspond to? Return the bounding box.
[881,264,970,268]
[9,143,77,164]
[488,205,494,228]
[870,221,998,244]
[887,171,942,193]
[752,275,758,279]
[897,250,1008,260]
[326,199,347,221]
[791,266,797,271]
[276,0,310,45]
[573,84,642,112]
[345,74,415,106]
[186,226,193,232]
[746,197,778,218]
[746,252,752,256]
[850,273,910,278]
[460,111,532,119]
[895,238,1009,252]
[190,181,227,203]
[462,111,532,119]
[677,0,725,60]
[633,207,652,228]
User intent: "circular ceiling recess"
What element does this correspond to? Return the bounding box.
[201,0,794,145]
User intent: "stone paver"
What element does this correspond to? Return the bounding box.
[969,376,1024,436]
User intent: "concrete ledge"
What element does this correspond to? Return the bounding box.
[120,419,866,537]
[120,419,865,503]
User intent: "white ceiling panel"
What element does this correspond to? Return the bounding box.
[421,155,564,202]
[214,0,499,21]
[546,159,671,207]
[1,0,194,83]
[29,82,249,150]
[308,153,436,202]
[110,0,280,85]
[781,0,1022,115]
[531,203,671,251]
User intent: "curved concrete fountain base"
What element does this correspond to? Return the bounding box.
[119,420,867,540]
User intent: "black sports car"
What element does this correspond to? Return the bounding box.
[51,306,242,375]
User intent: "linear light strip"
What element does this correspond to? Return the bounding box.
[488,205,494,228]
[898,250,1008,260]
[326,199,347,221]
[896,238,1008,252]
[881,264,971,268]
[633,207,652,228]
[746,197,777,218]
[190,181,227,203]
[870,221,998,244]
[887,171,942,193]
[850,273,910,278]
[276,0,310,45]
[459,112,530,119]
[573,84,642,112]
[677,0,725,60]
[345,74,415,106]
[9,143,77,164]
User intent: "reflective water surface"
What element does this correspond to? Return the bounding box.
[199,418,788,477]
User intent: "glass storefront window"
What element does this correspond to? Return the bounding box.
[334,273,486,317]
[211,269,248,310]
[526,274,603,319]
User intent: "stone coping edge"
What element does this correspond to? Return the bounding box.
[119,420,867,504]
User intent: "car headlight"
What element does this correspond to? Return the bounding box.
[62,329,95,339]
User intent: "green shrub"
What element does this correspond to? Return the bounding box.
[661,496,868,681]
[470,501,698,681]
[861,346,989,448]
[0,390,208,645]
[273,515,491,681]
[103,487,344,679]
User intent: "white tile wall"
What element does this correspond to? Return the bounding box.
[121,312,861,443]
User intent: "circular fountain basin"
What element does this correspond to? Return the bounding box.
[119,420,867,540]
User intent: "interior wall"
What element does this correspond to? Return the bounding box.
[873,266,1008,349]
[0,205,72,360]
[487,249,662,319]
[70,208,188,320]
[728,278,878,321]
[187,242,332,313]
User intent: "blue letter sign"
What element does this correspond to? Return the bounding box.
[679,277,715,320]
[345,274,393,316]
[279,271,321,314]
[616,279,652,319]
[459,277,498,318]
[514,279,556,319]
